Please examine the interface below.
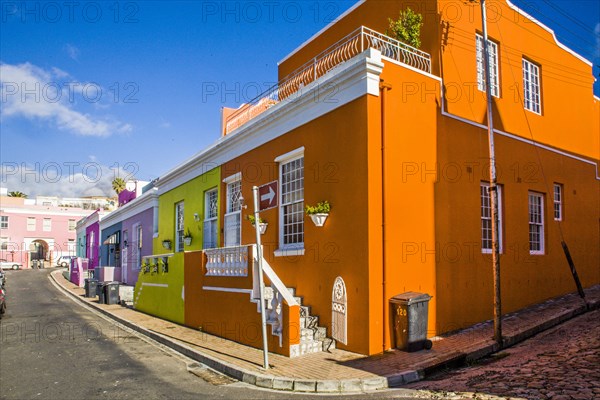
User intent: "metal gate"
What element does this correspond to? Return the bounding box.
[331,276,347,345]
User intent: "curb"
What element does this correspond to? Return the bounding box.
[49,271,599,394]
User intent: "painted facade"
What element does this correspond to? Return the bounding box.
[0,195,89,268]
[133,168,221,325]
[130,0,599,357]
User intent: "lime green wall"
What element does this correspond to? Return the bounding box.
[133,166,221,324]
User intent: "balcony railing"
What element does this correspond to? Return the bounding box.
[225,26,431,134]
[204,245,249,277]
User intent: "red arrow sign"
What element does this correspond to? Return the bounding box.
[258,181,278,211]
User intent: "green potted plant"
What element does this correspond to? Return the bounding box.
[183,228,192,246]
[386,7,423,49]
[246,215,268,234]
[141,259,150,274]
[305,201,331,227]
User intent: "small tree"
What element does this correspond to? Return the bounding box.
[386,7,424,49]
[112,177,126,194]
[8,191,27,198]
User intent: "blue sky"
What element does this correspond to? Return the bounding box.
[1,0,599,198]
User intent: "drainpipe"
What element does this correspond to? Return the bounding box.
[379,79,392,353]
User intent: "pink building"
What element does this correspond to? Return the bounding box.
[0,195,91,268]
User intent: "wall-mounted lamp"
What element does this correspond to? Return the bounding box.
[239,195,248,209]
[193,213,200,222]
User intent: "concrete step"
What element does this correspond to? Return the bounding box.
[300,315,319,329]
[322,338,336,351]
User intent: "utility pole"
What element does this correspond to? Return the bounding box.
[479,0,503,347]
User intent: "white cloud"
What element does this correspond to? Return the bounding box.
[64,44,80,61]
[1,162,136,198]
[0,62,132,137]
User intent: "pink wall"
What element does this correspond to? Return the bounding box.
[0,197,90,268]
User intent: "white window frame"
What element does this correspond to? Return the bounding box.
[529,192,545,255]
[68,239,76,253]
[0,216,8,229]
[480,183,503,254]
[175,201,185,252]
[134,223,143,270]
[27,217,36,231]
[203,188,219,249]
[553,183,563,221]
[223,174,242,247]
[276,148,305,254]
[0,237,9,250]
[88,231,94,260]
[476,34,500,98]
[523,58,541,114]
[43,218,52,232]
[68,219,76,231]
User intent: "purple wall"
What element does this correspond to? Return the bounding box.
[85,221,101,270]
[120,207,154,286]
[118,189,137,206]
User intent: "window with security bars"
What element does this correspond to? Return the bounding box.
[476,34,500,97]
[523,58,541,114]
[203,189,218,249]
[480,183,503,253]
[553,184,562,221]
[175,201,185,252]
[224,180,241,247]
[280,157,304,248]
[529,192,545,254]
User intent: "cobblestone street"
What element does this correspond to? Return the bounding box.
[409,309,600,400]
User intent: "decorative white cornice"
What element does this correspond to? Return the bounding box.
[157,49,384,194]
[100,189,159,229]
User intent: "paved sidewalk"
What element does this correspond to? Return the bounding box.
[49,270,599,394]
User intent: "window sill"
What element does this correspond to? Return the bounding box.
[274,248,305,257]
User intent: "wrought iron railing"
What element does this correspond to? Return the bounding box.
[225,26,431,134]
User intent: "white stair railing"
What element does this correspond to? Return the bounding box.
[251,246,298,346]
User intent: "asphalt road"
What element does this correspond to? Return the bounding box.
[0,269,425,400]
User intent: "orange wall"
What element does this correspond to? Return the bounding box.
[278,0,440,80]
[438,0,598,160]
[376,62,440,348]
[183,250,300,356]
[434,115,600,332]
[217,97,374,355]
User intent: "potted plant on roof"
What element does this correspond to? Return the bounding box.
[246,215,268,234]
[305,201,331,227]
[183,228,193,246]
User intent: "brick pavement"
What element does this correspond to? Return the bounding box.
[408,309,600,400]
[49,270,600,394]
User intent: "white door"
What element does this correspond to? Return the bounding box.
[332,276,347,345]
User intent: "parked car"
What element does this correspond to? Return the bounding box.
[56,256,77,268]
[0,259,21,270]
[0,287,6,318]
[0,270,5,287]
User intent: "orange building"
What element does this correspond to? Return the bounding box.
[141,0,599,357]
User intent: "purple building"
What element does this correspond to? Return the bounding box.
[99,188,158,286]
